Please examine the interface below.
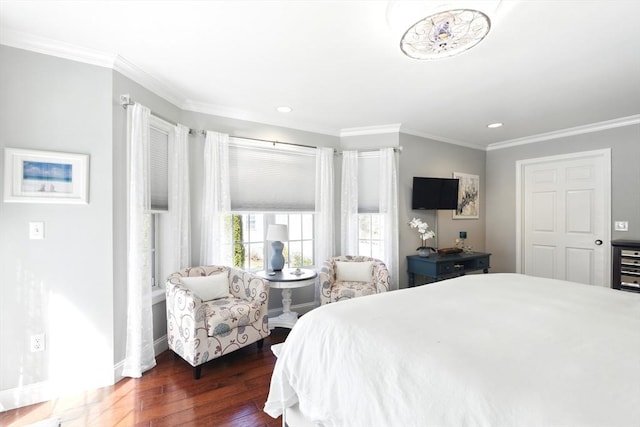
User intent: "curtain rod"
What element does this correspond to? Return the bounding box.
[229,135,324,151]
[119,94,203,136]
[119,95,402,154]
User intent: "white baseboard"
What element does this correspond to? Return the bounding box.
[1,335,170,412]
[0,376,111,412]
[113,334,169,383]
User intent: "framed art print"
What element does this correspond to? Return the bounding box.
[453,171,479,219]
[3,148,89,204]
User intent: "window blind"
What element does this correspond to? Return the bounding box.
[229,138,316,211]
[149,126,169,211]
[358,152,380,213]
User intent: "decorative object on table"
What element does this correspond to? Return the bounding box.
[3,148,89,204]
[456,231,473,253]
[409,217,436,257]
[266,224,288,271]
[438,247,463,255]
[453,172,479,219]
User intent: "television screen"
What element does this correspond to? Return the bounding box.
[412,177,459,210]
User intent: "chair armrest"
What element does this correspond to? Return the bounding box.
[229,267,270,304]
[318,259,336,304]
[372,260,391,293]
[165,273,209,364]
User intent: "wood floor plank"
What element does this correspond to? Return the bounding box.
[0,328,289,426]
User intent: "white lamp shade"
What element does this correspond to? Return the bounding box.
[266,224,288,242]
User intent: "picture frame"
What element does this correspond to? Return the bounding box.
[3,148,89,204]
[453,171,479,219]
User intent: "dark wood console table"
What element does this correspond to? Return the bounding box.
[407,252,491,287]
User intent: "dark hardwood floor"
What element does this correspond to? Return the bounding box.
[0,329,289,427]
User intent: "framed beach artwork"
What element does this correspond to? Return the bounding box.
[453,171,479,219]
[3,148,89,204]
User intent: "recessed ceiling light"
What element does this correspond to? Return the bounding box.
[487,122,503,128]
[276,106,292,113]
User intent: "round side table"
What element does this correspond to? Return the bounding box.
[256,268,317,329]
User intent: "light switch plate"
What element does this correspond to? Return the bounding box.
[614,221,629,231]
[29,222,44,239]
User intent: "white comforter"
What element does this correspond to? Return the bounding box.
[264,273,640,427]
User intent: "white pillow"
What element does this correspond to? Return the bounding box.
[180,273,230,301]
[335,261,374,282]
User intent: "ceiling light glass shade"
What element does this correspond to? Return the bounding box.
[401,8,491,60]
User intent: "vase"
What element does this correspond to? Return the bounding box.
[417,248,430,257]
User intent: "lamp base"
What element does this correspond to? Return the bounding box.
[270,241,285,271]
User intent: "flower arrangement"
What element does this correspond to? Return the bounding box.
[408,217,436,251]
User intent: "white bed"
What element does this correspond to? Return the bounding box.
[264,273,640,427]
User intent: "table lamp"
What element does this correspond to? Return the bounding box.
[266,224,288,271]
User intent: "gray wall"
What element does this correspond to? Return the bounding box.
[486,125,640,273]
[398,134,487,287]
[0,46,114,397]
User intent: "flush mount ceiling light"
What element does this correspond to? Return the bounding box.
[276,106,293,113]
[487,122,503,128]
[400,8,491,60]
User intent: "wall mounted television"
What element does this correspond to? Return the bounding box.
[412,177,459,210]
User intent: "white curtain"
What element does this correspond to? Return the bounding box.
[200,130,231,265]
[315,147,335,274]
[123,103,156,378]
[171,124,191,269]
[341,150,359,255]
[379,148,399,290]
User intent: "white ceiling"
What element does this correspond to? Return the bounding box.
[1,0,639,149]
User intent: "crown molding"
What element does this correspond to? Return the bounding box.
[487,115,640,151]
[400,127,487,151]
[182,99,340,137]
[112,55,184,108]
[0,29,116,68]
[340,124,402,137]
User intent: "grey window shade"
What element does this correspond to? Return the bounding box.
[358,152,380,213]
[229,139,315,211]
[150,126,169,211]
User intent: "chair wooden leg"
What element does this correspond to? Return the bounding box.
[193,365,202,380]
[257,338,265,349]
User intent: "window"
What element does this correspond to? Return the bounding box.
[148,117,173,288]
[358,213,383,259]
[150,213,160,288]
[231,213,314,271]
[227,138,317,271]
[357,152,383,259]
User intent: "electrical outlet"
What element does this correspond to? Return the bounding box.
[615,221,629,231]
[30,334,45,352]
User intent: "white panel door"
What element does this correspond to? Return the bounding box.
[520,150,610,286]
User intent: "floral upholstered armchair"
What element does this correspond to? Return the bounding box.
[319,255,390,305]
[166,265,270,379]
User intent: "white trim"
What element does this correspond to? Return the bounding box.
[182,99,340,137]
[2,30,637,150]
[515,149,611,286]
[0,29,116,68]
[113,335,168,383]
[340,124,401,137]
[489,115,640,151]
[400,127,487,151]
[113,55,184,108]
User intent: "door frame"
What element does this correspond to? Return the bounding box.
[515,149,611,285]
